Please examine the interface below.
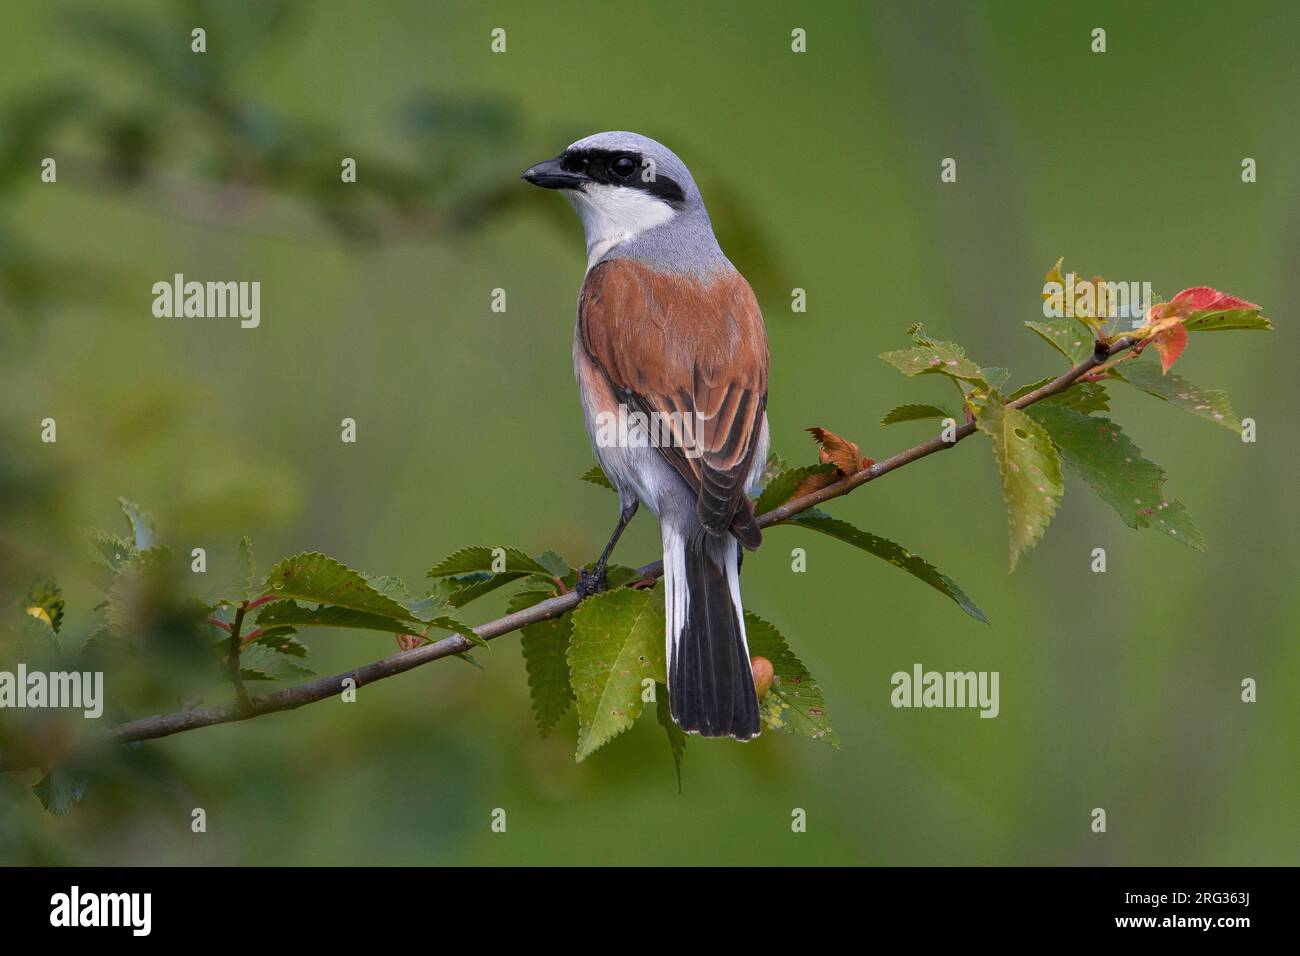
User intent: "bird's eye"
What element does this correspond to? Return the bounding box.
[610,155,637,179]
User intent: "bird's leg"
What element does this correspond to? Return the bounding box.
[578,500,638,598]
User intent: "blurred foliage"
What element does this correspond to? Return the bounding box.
[0,0,530,319]
[0,0,1295,865]
[0,0,785,329]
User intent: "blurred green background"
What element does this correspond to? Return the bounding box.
[1,0,1296,865]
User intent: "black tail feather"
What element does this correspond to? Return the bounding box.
[668,532,760,740]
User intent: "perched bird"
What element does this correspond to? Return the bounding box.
[523,132,769,740]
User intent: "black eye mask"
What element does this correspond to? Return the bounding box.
[561,148,687,209]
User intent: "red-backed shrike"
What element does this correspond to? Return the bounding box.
[524,132,769,740]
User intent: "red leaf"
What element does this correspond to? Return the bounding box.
[1169,286,1259,312]
[1152,322,1188,374]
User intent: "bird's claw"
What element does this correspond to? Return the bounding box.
[576,565,608,598]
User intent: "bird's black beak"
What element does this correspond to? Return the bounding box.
[521,156,586,190]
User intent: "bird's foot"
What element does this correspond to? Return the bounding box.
[576,564,608,599]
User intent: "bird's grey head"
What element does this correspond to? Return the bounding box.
[522,131,721,271]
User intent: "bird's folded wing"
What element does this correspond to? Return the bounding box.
[578,258,768,539]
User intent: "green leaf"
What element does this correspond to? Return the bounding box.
[1111,358,1240,431]
[655,684,686,790]
[259,553,483,642]
[416,572,478,608]
[1041,381,1110,413]
[974,394,1064,571]
[754,463,837,514]
[428,545,553,578]
[239,643,315,682]
[744,611,838,748]
[1025,318,1093,364]
[581,465,614,490]
[1008,377,1053,401]
[257,599,479,645]
[509,587,574,736]
[1182,307,1273,333]
[879,403,958,427]
[438,573,510,608]
[1012,377,1110,413]
[265,552,417,621]
[427,546,556,606]
[255,600,410,635]
[362,573,416,607]
[784,509,987,623]
[1025,404,1205,551]
[445,573,523,608]
[568,588,665,761]
[880,339,987,385]
[24,579,64,633]
[404,591,456,622]
[238,536,257,601]
[118,497,156,550]
[88,529,135,570]
[360,573,465,625]
[247,625,308,657]
[33,766,86,816]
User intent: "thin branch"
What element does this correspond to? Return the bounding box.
[226,605,253,712]
[0,337,1135,773]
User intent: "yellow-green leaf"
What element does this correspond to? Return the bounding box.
[754,463,837,514]
[581,465,614,490]
[1025,318,1093,364]
[744,611,837,748]
[568,588,665,762]
[1026,404,1204,551]
[880,342,987,384]
[879,402,958,427]
[510,586,574,736]
[1111,358,1240,431]
[265,552,417,621]
[655,683,687,789]
[974,395,1064,571]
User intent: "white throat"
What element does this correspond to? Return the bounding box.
[566,183,676,271]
